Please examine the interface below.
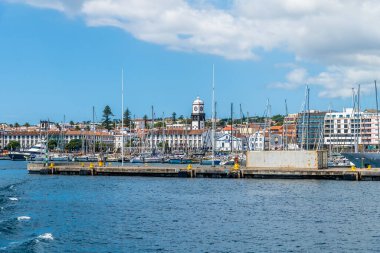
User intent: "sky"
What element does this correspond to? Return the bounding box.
[1,0,380,124]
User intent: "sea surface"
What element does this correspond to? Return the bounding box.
[1,160,380,252]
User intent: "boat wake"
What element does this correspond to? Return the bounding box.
[0,233,54,253]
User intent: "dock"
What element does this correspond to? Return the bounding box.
[26,162,380,181]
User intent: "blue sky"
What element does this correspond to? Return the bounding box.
[1,1,379,124]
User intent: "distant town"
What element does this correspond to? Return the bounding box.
[0,96,378,155]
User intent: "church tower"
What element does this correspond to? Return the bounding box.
[191,97,205,130]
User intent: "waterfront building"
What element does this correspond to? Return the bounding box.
[324,108,380,150]
[191,97,205,130]
[214,126,244,151]
[145,129,206,151]
[1,130,114,151]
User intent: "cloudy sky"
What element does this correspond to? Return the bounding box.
[1,0,380,123]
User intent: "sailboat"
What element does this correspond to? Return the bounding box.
[200,65,221,166]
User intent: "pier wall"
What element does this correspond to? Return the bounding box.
[246,150,328,169]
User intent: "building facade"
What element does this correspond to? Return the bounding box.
[191,97,205,130]
[296,111,327,150]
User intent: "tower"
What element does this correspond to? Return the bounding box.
[191,97,205,130]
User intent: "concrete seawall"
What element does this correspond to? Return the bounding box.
[27,163,380,181]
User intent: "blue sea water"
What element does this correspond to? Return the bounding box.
[1,161,380,252]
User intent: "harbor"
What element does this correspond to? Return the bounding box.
[26,162,380,181]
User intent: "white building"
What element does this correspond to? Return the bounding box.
[248,131,264,151]
[1,130,114,150]
[324,108,380,148]
[191,97,205,130]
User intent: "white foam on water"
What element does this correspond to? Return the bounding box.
[17,216,31,221]
[37,233,54,241]
[9,197,18,201]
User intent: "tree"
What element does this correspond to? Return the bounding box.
[55,123,61,130]
[24,122,30,127]
[14,122,20,128]
[143,114,149,129]
[154,122,163,128]
[102,105,114,131]
[172,112,177,122]
[48,140,58,150]
[69,121,74,126]
[6,141,20,150]
[65,139,82,151]
[272,114,285,126]
[75,125,80,131]
[85,126,90,131]
[123,108,132,127]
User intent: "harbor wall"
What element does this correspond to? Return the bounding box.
[246,150,328,169]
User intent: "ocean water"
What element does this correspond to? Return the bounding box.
[1,161,380,252]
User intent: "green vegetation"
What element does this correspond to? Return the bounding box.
[172,112,176,122]
[271,114,285,126]
[65,139,82,151]
[102,105,114,131]
[123,108,132,127]
[48,140,58,150]
[6,141,20,150]
[143,114,149,129]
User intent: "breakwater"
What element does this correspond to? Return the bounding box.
[27,163,380,181]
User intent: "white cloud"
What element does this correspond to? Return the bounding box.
[7,0,380,97]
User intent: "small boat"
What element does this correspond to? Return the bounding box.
[130,155,163,163]
[49,154,70,162]
[9,141,46,161]
[168,158,193,164]
[74,155,98,162]
[200,159,221,166]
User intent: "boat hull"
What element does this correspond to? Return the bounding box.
[341,152,380,168]
[8,152,29,161]
[200,160,221,166]
[168,158,193,164]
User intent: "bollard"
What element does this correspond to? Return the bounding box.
[49,163,54,174]
[89,163,94,169]
[187,164,192,170]
[351,165,356,171]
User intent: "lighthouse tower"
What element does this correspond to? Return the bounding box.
[191,97,205,130]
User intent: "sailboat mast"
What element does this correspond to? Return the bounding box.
[212,65,216,167]
[375,80,380,151]
[284,99,288,150]
[162,112,165,154]
[230,103,233,154]
[121,68,124,166]
[92,106,95,154]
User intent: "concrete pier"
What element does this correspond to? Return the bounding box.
[26,162,380,181]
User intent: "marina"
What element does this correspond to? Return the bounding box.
[26,162,380,181]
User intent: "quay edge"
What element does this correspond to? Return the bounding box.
[26,162,380,181]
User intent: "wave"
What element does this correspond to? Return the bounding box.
[37,233,54,241]
[0,233,54,253]
[0,217,20,235]
[8,197,18,201]
[17,216,31,221]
